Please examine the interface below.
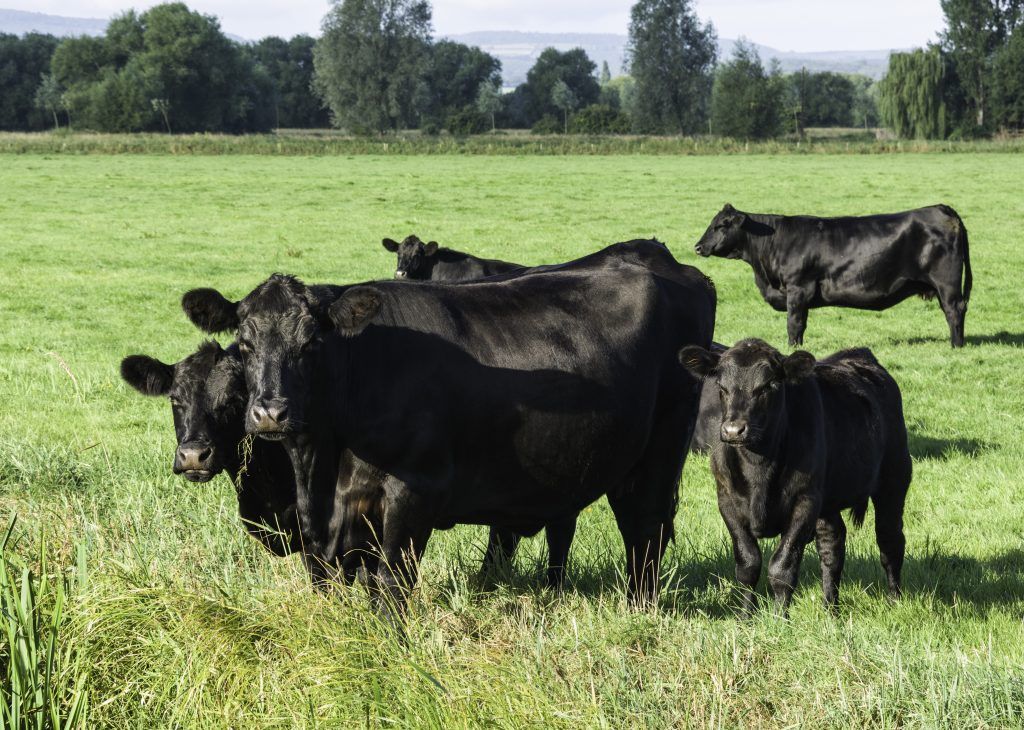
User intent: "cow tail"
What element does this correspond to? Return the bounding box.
[848,498,869,528]
[960,220,972,305]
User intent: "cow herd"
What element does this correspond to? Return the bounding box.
[120,204,972,619]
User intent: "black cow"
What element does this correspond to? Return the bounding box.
[679,339,912,614]
[183,240,716,612]
[382,234,523,281]
[694,204,972,347]
[383,234,578,587]
[120,342,301,557]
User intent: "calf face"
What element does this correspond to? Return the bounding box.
[381,234,438,280]
[694,204,748,259]
[120,342,246,482]
[679,339,815,448]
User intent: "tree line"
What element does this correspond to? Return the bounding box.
[2,0,1020,138]
[878,0,1024,138]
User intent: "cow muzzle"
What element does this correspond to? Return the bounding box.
[720,420,750,445]
[249,400,290,440]
[394,270,408,280]
[694,242,711,257]
[174,442,216,481]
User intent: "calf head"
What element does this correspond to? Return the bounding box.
[381,234,439,280]
[120,341,246,482]
[182,276,339,440]
[679,339,815,449]
[694,204,749,259]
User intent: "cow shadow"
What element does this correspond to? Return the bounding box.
[462,541,1024,619]
[893,330,1024,347]
[908,430,988,460]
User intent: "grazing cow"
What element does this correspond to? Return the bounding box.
[121,341,389,585]
[679,339,911,614]
[183,239,716,613]
[694,204,972,347]
[382,234,523,281]
[383,234,577,588]
[120,342,301,557]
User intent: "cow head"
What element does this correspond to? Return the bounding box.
[183,276,337,440]
[694,204,749,259]
[679,339,814,449]
[120,341,247,482]
[382,234,439,280]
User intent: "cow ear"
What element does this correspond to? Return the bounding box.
[329,286,382,337]
[120,355,174,396]
[423,241,439,256]
[382,237,399,253]
[678,345,720,378]
[182,288,240,333]
[723,203,735,213]
[783,351,815,383]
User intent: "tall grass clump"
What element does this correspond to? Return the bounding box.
[0,519,88,729]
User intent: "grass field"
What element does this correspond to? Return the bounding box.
[1,152,1022,727]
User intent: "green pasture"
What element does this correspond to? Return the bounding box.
[0,152,1022,727]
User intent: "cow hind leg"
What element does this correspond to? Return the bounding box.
[934,282,966,348]
[814,512,847,610]
[544,514,579,590]
[871,487,907,598]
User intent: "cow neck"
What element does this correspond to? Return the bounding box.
[740,214,781,290]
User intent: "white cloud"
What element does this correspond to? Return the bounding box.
[9,0,944,50]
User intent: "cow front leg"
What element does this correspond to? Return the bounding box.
[719,492,762,616]
[371,476,434,623]
[814,512,847,610]
[480,527,520,586]
[545,514,578,590]
[767,498,817,616]
[786,290,811,346]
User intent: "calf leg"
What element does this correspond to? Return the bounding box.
[545,514,579,590]
[480,527,520,585]
[934,282,966,348]
[767,497,818,615]
[814,512,847,609]
[871,489,907,597]
[786,290,811,347]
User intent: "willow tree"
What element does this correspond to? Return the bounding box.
[878,47,948,139]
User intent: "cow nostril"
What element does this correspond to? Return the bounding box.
[197,447,213,463]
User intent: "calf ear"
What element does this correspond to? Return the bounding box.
[783,351,815,383]
[182,288,240,333]
[120,355,174,396]
[329,286,382,337]
[423,241,439,256]
[382,238,400,253]
[678,345,720,378]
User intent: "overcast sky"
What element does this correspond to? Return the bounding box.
[14,0,945,51]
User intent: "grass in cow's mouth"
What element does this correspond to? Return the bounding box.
[1,152,1021,727]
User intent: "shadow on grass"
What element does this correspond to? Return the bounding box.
[463,541,1024,619]
[908,430,989,460]
[892,330,1024,347]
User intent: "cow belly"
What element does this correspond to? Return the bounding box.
[817,276,930,310]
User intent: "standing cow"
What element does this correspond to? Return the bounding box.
[183,240,716,614]
[694,204,972,347]
[382,234,523,281]
[679,339,912,614]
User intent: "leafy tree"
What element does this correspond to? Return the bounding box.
[788,69,856,130]
[940,0,1023,130]
[878,47,948,139]
[551,79,578,133]
[850,75,881,129]
[519,47,599,125]
[711,40,785,139]
[600,61,612,86]
[475,81,502,131]
[313,0,432,134]
[248,35,329,128]
[569,104,631,134]
[34,73,65,129]
[991,23,1024,128]
[626,0,717,134]
[420,40,501,128]
[51,3,267,133]
[0,32,60,131]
